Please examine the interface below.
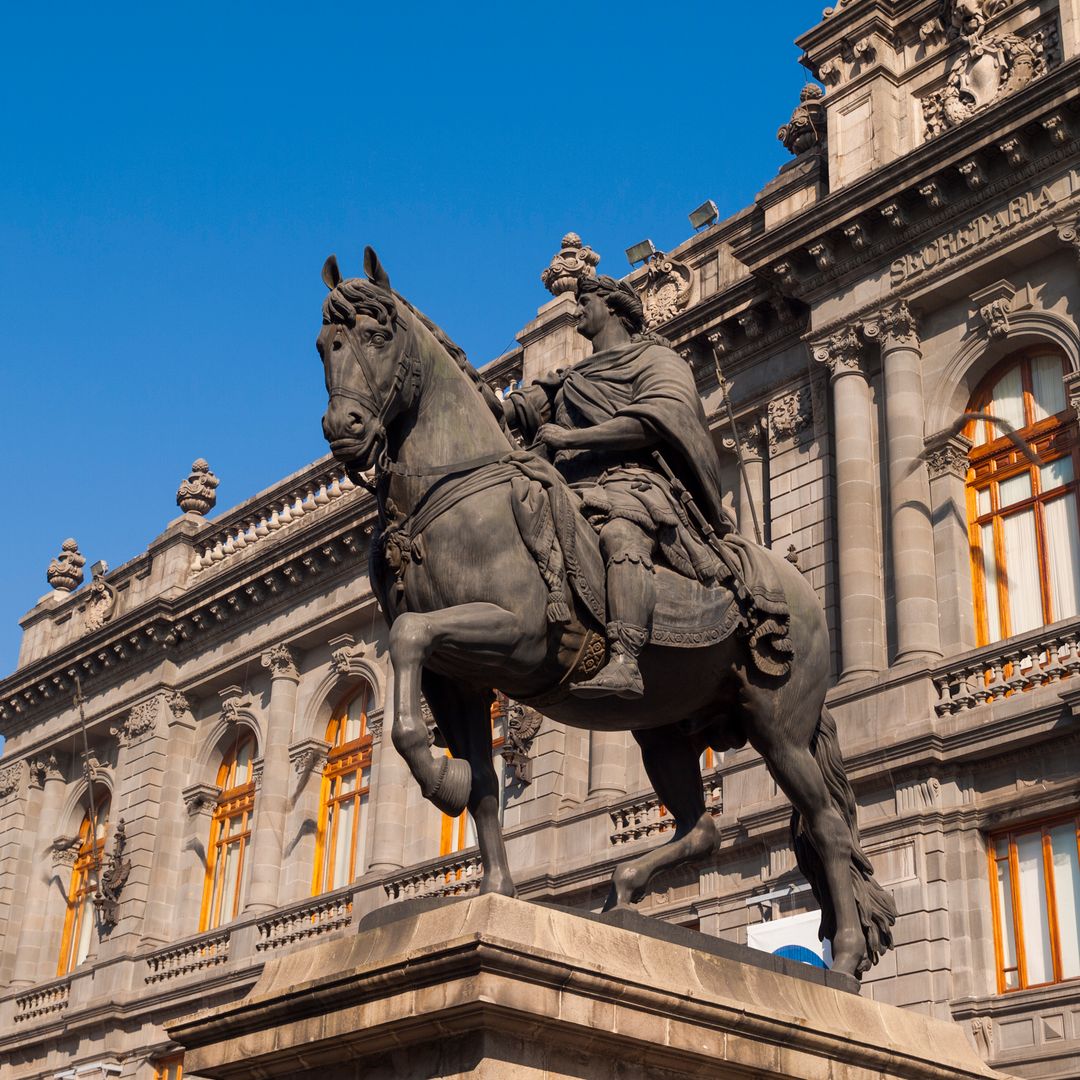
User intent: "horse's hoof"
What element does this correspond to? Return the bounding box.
[430,756,471,817]
[480,875,517,899]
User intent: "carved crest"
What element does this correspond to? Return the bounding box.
[83,566,117,633]
[639,253,693,330]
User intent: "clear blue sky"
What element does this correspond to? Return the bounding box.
[0,2,816,682]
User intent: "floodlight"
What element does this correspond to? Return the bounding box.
[625,239,658,267]
[689,200,719,231]
[90,560,109,578]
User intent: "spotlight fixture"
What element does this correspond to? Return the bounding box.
[90,560,109,578]
[625,239,658,267]
[689,199,719,231]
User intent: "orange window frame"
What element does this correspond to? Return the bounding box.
[199,731,256,931]
[56,795,109,976]
[154,1055,184,1080]
[988,812,1080,994]
[312,683,374,894]
[965,350,1080,646]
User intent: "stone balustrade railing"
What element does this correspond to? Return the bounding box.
[255,891,353,952]
[190,460,367,576]
[609,771,723,846]
[384,852,485,902]
[932,619,1080,716]
[14,979,70,1022]
[144,928,231,984]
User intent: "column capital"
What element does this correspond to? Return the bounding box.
[1064,370,1080,414]
[812,325,867,379]
[721,414,767,461]
[924,430,973,481]
[289,737,331,781]
[261,643,300,682]
[865,301,920,349]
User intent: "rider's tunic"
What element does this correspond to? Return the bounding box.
[505,339,735,584]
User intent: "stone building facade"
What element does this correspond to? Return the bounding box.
[5,0,1080,1076]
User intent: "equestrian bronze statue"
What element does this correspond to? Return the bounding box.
[317,247,897,980]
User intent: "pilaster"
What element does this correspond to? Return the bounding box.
[0,760,33,985]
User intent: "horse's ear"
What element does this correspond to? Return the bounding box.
[364,246,392,292]
[322,254,342,290]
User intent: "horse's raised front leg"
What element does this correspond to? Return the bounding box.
[423,673,515,897]
[389,603,525,818]
[603,724,719,912]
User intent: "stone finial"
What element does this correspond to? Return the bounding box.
[176,458,220,515]
[777,84,825,156]
[541,233,600,296]
[47,539,85,593]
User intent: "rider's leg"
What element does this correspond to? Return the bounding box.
[572,520,655,700]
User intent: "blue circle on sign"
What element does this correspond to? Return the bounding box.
[773,944,828,969]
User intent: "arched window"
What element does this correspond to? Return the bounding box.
[199,730,256,931]
[967,349,1080,645]
[440,697,507,857]
[313,683,373,894]
[57,793,109,975]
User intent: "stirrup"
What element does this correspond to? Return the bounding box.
[570,655,644,700]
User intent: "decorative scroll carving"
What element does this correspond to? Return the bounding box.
[500,702,543,785]
[807,240,833,272]
[970,279,1025,339]
[1055,214,1080,258]
[768,386,814,446]
[182,782,222,816]
[867,301,920,348]
[111,697,161,746]
[51,835,82,868]
[367,712,384,741]
[29,753,61,788]
[777,84,825,156]
[921,24,1058,140]
[329,641,368,676]
[0,761,24,798]
[47,539,85,593]
[261,643,299,681]
[919,180,948,209]
[289,738,331,779]
[924,431,973,480]
[971,1016,994,1057]
[843,221,868,251]
[83,565,117,633]
[94,818,131,928]
[812,325,865,378]
[176,458,220,515]
[722,416,767,460]
[541,232,600,296]
[166,690,191,718]
[640,253,693,330]
[1064,371,1080,413]
[220,693,255,725]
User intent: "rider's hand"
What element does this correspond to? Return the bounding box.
[537,423,575,451]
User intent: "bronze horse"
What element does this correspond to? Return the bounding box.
[318,248,896,979]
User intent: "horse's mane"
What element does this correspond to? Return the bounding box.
[324,277,507,430]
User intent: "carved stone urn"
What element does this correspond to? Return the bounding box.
[176,458,220,515]
[47,538,86,592]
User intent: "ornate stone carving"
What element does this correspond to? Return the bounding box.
[182,782,222,816]
[83,564,117,633]
[843,221,868,251]
[82,750,110,784]
[722,417,767,460]
[880,202,907,230]
[924,431,973,480]
[807,240,833,272]
[166,690,191,718]
[0,761,24,799]
[812,326,865,378]
[94,818,131,928]
[971,1015,993,1057]
[51,836,82,868]
[768,386,814,446]
[367,711,384,741]
[176,458,220,515]
[921,23,1056,140]
[1064,371,1080,414]
[970,280,1022,339]
[289,738,331,779]
[541,232,600,296]
[29,753,62,788]
[737,310,764,340]
[47,539,85,593]
[945,0,1013,44]
[329,641,368,676]
[958,159,986,190]
[919,180,948,209]
[500,701,544,785]
[1043,113,1070,145]
[771,261,800,290]
[868,302,920,348]
[1055,214,1080,258]
[639,253,693,330]
[777,84,825,156]
[999,134,1027,167]
[261,643,299,681]
[110,697,160,746]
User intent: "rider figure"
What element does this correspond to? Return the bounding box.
[503,275,735,700]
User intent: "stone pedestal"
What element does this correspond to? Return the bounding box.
[172,894,1004,1080]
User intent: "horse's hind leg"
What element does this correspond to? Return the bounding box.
[742,696,867,978]
[423,672,515,897]
[604,724,719,912]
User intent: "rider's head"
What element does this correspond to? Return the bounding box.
[576,275,645,336]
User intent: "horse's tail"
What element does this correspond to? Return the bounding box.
[792,705,897,975]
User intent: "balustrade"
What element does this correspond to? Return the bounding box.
[14,979,69,1022]
[384,853,484,901]
[609,772,723,846]
[932,622,1080,716]
[255,893,352,951]
[190,461,366,576]
[144,929,230,983]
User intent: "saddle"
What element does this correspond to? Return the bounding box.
[505,451,793,677]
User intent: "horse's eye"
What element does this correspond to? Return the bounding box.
[371,333,387,346]
[332,337,342,351]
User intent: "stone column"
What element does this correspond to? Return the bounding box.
[926,431,976,654]
[813,326,884,680]
[368,691,410,874]
[13,755,67,983]
[725,417,767,544]
[244,644,300,914]
[587,730,627,802]
[867,302,941,664]
[139,691,200,947]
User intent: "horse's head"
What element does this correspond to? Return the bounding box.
[318,247,417,472]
